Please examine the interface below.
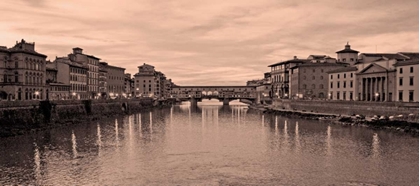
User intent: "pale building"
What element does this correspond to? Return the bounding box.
[336,42,359,65]
[394,57,419,102]
[134,63,157,98]
[0,39,47,100]
[327,67,357,100]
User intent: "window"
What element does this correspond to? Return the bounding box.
[350,91,353,100]
[312,76,315,80]
[342,58,346,62]
[343,92,346,100]
[330,82,333,88]
[344,73,346,78]
[350,58,354,61]
[410,67,414,73]
[343,81,346,88]
[321,69,324,73]
[311,84,315,89]
[337,82,340,88]
[399,91,403,101]
[337,74,340,79]
[337,92,340,100]
[331,75,333,79]
[320,76,323,80]
[399,77,403,86]
[313,69,315,73]
[409,90,414,102]
[400,68,403,74]
[350,81,353,88]
[303,84,307,89]
[319,84,323,89]
[350,73,353,78]
[410,77,414,86]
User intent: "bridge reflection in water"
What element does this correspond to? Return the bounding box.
[0,102,417,185]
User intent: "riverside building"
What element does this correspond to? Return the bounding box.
[0,39,47,100]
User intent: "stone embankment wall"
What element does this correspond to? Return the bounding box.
[273,99,418,120]
[0,98,164,137]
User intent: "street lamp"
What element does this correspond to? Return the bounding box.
[34,91,39,100]
[375,92,379,101]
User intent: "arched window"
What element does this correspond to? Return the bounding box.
[14,72,18,83]
[303,84,307,89]
[15,61,18,68]
[319,84,324,89]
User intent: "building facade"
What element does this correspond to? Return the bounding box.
[327,67,357,100]
[0,39,47,100]
[290,63,347,99]
[68,47,100,99]
[104,63,125,98]
[394,58,419,102]
[268,56,308,98]
[54,57,88,100]
[98,62,108,97]
[134,63,156,98]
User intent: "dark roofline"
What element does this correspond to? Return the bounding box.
[86,54,100,60]
[268,59,309,67]
[106,64,126,70]
[9,50,47,58]
[336,49,359,53]
[290,62,348,69]
[326,66,358,74]
[173,86,256,88]
[393,59,419,67]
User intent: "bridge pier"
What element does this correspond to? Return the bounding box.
[222,98,230,105]
[190,98,198,107]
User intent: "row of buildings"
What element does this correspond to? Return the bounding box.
[0,39,175,101]
[249,43,419,103]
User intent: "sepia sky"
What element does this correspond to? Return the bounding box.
[0,0,418,85]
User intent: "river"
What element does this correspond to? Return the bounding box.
[0,101,418,185]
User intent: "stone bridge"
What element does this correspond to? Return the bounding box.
[170,86,257,106]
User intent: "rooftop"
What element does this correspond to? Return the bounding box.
[268,56,310,67]
[336,42,359,54]
[326,66,358,74]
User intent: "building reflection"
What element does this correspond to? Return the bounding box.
[326,125,332,156]
[295,121,301,152]
[33,142,41,184]
[372,133,380,158]
[71,130,78,158]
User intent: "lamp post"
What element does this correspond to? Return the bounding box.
[375,92,379,101]
[34,91,40,100]
[72,92,76,100]
[328,93,332,100]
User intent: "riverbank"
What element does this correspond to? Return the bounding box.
[254,105,419,136]
[0,99,172,138]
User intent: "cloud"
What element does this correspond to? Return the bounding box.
[0,0,418,85]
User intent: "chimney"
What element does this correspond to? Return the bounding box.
[294,56,297,60]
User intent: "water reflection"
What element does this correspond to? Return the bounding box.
[295,121,301,152]
[0,103,418,185]
[71,130,78,158]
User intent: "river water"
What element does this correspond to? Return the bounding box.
[0,101,418,185]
